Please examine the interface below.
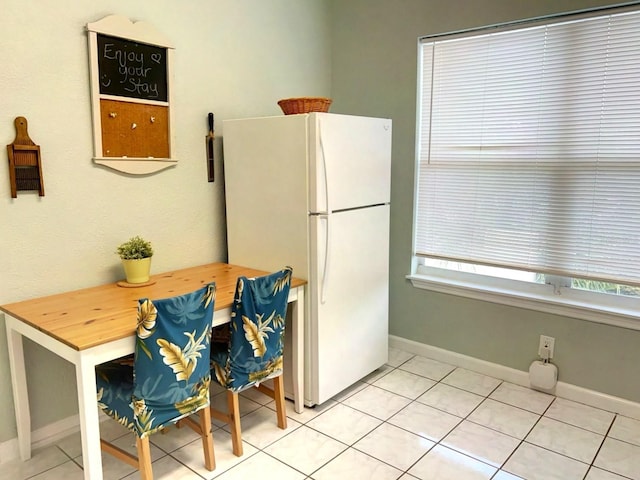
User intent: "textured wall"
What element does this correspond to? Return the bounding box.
[0,0,330,443]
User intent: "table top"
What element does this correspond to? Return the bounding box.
[0,263,305,351]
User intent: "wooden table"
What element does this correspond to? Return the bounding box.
[2,263,306,480]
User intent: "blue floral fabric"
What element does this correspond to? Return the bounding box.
[211,267,292,392]
[96,283,216,438]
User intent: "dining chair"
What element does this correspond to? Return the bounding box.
[210,267,293,456]
[96,283,217,479]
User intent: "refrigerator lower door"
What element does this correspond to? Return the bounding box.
[309,204,390,404]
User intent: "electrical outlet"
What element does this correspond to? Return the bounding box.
[538,335,555,359]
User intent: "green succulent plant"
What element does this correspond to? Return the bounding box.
[116,236,154,260]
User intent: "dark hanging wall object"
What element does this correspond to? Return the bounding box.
[6,117,44,198]
[206,112,215,182]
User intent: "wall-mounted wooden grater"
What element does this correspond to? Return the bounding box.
[6,116,44,198]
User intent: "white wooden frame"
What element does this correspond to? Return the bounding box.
[86,14,177,174]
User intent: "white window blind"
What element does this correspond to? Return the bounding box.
[415,9,640,286]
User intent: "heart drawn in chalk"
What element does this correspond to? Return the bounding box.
[150,53,162,64]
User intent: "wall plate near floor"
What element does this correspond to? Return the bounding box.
[538,335,555,359]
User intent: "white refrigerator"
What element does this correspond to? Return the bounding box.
[223,112,391,405]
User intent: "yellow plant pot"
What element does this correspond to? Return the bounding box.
[121,258,152,284]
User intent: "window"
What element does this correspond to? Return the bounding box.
[410,6,640,328]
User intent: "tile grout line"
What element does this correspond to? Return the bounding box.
[360,359,618,479]
[44,350,640,480]
[382,359,640,479]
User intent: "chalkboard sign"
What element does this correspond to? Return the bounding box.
[97,34,167,102]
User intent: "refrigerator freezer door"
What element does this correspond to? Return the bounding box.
[309,113,392,213]
[309,204,390,404]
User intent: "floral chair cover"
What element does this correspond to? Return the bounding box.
[211,267,292,392]
[96,283,216,438]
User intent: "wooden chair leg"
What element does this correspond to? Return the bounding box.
[273,375,288,429]
[136,436,153,480]
[199,408,216,471]
[227,391,243,456]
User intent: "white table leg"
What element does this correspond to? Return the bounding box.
[76,355,103,480]
[291,286,305,413]
[5,316,31,460]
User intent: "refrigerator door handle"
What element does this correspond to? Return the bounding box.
[318,120,331,214]
[320,214,330,304]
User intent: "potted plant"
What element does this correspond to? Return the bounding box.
[116,235,154,284]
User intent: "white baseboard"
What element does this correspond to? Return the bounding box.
[0,413,80,465]
[3,336,639,465]
[389,335,640,421]
[0,412,111,465]
[0,437,19,466]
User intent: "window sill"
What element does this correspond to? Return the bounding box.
[407,270,640,331]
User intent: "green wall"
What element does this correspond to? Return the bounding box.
[329,0,640,404]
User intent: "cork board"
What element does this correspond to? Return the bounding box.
[100,99,169,158]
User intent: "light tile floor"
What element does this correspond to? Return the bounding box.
[4,347,640,479]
